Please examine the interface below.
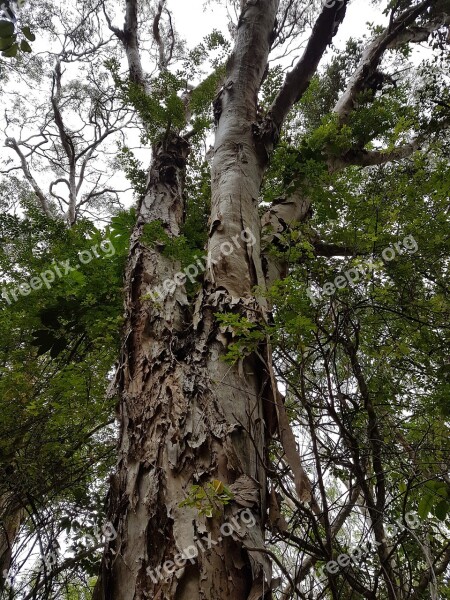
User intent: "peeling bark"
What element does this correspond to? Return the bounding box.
[93,0,441,597]
[94,128,272,599]
[0,495,23,592]
[93,0,284,596]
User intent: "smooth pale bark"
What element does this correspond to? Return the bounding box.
[93,0,362,596]
[93,139,271,599]
[333,0,446,120]
[261,191,312,287]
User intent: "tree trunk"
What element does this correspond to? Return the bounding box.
[93,3,282,598]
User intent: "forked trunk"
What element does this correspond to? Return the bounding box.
[94,2,280,598]
[94,137,271,599]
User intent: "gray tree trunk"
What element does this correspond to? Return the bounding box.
[93,2,280,598]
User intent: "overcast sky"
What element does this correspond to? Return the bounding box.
[173,0,384,48]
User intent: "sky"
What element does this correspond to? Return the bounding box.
[173,0,384,47]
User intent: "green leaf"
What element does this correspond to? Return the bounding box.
[2,42,18,57]
[418,494,435,519]
[20,39,32,53]
[0,35,15,50]
[0,20,14,38]
[434,500,449,522]
[21,26,35,41]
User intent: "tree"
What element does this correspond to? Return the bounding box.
[0,200,128,597]
[0,3,133,593]
[1,1,450,599]
[89,1,450,599]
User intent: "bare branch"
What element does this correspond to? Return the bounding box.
[51,60,77,224]
[122,0,147,88]
[4,138,53,218]
[104,0,147,89]
[153,0,170,70]
[267,1,349,136]
[334,0,449,120]
[49,179,71,207]
[409,543,450,600]
[280,484,362,598]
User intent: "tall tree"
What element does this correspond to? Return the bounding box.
[1,1,449,599]
[88,1,450,599]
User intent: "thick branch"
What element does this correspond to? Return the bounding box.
[5,138,53,218]
[267,1,348,134]
[104,0,147,88]
[261,192,312,287]
[51,60,78,224]
[327,139,422,172]
[333,0,446,120]
[152,0,171,70]
[123,0,146,87]
[388,12,450,47]
[313,240,355,257]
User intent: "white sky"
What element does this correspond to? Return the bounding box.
[172,0,383,47]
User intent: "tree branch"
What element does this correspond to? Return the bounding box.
[105,0,147,89]
[49,179,70,207]
[313,240,355,257]
[51,61,78,224]
[333,0,448,120]
[267,0,349,136]
[327,138,422,172]
[153,0,171,70]
[409,543,450,600]
[261,192,312,287]
[280,484,362,598]
[21,544,103,600]
[4,138,53,218]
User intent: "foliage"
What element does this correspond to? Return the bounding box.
[1,1,450,598]
[179,480,234,518]
[0,200,127,596]
[116,147,147,198]
[216,313,267,363]
[0,1,34,58]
